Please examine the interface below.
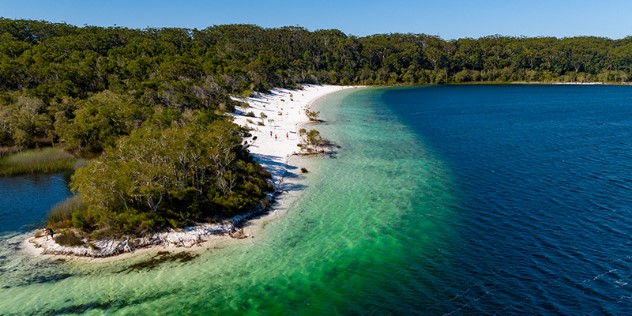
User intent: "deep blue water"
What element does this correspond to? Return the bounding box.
[385,85,632,314]
[0,173,71,234]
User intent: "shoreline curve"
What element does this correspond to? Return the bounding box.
[21,84,360,261]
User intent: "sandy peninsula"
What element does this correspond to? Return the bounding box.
[23,85,356,260]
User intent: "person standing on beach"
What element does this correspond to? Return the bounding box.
[45,227,54,240]
[277,177,284,193]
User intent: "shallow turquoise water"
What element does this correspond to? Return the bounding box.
[0,88,456,314]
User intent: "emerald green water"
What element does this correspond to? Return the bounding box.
[0,88,456,314]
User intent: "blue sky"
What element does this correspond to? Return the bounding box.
[2,0,632,39]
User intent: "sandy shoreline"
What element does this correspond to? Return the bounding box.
[231,85,355,182]
[22,84,358,261]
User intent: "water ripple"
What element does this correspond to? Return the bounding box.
[387,85,632,314]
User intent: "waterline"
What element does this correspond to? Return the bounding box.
[0,88,457,314]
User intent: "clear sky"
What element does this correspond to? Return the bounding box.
[2,0,632,39]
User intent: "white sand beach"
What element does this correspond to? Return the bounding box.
[231,85,354,186]
[23,85,357,260]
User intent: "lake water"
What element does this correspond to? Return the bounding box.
[1,85,632,314]
[0,173,70,234]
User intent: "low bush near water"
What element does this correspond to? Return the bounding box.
[48,196,87,229]
[0,148,76,176]
[54,230,85,247]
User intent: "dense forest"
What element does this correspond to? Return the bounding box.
[2,18,632,237]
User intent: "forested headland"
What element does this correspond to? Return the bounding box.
[2,18,631,237]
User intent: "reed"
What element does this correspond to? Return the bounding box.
[0,147,76,176]
[47,195,85,228]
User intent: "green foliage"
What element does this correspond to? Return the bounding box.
[48,195,86,229]
[0,95,51,147]
[64,120,271,235]
[54,230,85,247]
[305,109,320,121]
[0,147,76,175]
[298,128,327,153]
[56,90,148,153]
[71,210,85,229]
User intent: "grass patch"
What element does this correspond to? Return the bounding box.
[0,146,21,158]
[48,196,86,229]
[0,147,76,176]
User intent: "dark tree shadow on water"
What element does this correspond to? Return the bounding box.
[31,290,172,316]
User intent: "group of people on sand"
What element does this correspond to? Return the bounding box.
[270,131,290,140]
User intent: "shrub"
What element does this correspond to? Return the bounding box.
[260,112,268,119]
[72,211,85,229]
[54,230,85,247]
[298,129,326,153]
[117,210,157,235]
[48,196,86,229]
[88,242,100,250]
[246,111,255,117]
[305,109,320,121]
[0,148,76,176]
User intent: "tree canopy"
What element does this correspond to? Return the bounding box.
[66,120,271,235]
[2,20,632,151]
